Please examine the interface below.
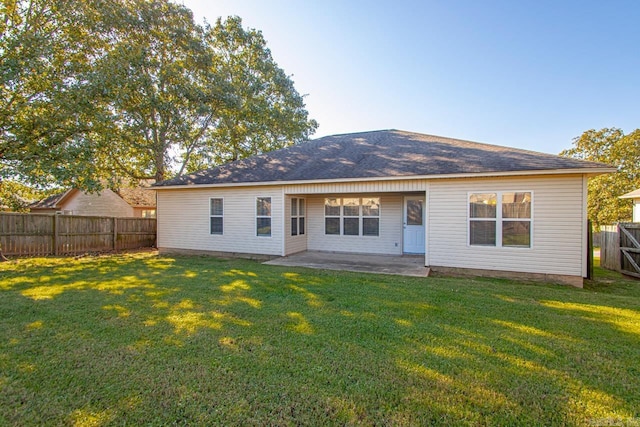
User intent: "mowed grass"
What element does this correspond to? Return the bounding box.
[0,253,638,426]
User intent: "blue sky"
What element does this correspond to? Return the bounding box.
[181,0,639,154]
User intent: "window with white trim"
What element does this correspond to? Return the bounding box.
[325,198,341,235]
[343,198,360,236]
[362,197,380,236]
[469,192,532,248]
[291,198,305,236]
[256,197,272,237]
[210,198,223,235]
[324,197,380,236]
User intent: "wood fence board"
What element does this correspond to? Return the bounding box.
[619,223,640,277]
[599,225,620,271]
[600,223,640,279]
[0,213,156,257]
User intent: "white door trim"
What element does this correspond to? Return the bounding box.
[403,195,426,254]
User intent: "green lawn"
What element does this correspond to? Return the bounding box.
[0,253,638,426]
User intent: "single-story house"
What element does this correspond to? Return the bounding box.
[29,186,156,218]
[153,130,614,286]
[620,189,640,222]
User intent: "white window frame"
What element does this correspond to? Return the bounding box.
[291,197,305,236]
[342,197,361,236]
[467,191,533,249]
[209,197,223,235]
[324,197,341,235]
[256,196,272,237]
[362,197,380,237]
[324,197,381,237]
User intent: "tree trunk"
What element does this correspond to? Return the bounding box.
[155,152,165,182]
[0,249,8,262]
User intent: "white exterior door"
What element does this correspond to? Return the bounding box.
[403,196,425,254]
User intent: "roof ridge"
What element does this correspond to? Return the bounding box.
[315,129,397,138]
[379,129,562,157]
[312,129,552,156]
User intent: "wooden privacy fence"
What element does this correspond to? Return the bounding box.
[0,213,156,257]
[600,223,640,279]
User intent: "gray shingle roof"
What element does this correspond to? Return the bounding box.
[28,190,72,209]
[155,129,613,187]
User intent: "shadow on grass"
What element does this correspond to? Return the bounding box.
[0,253,638,425]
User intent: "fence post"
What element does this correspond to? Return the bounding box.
[113,217,118,252]
[53,215,59,256]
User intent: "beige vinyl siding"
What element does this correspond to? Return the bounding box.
[306,194,403,255]
[283,179,426,256]
[63,189,134,217]
[283,179,427,194]
[156,173,588,279]
[157,186,283,256]
[428,175,586,277]
[284,196,307,255]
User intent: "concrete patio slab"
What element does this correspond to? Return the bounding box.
[264,251,430,277]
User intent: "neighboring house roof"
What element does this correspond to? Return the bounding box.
[116,187,156,208]
[155,129,614,188]
[27,190,75,210]
[620,189,640,199]
[28,187,156,210]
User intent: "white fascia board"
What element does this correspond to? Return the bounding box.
[152,167,618,191]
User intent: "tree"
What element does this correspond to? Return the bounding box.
[0,179,51,211]
[1,0,317,187]
[189,16,318,169]
[560,128,640,227]
[0,0,110,190]
[91,9,317,181]
[87,0,230,182]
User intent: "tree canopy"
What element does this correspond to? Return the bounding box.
[1,0,105,190]
[560,128,640,227]
[0,179,52,211]
[0,0,317,190]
